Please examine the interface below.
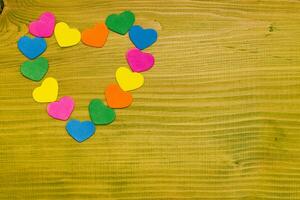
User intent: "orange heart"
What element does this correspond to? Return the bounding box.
[81,23,109,48]
[105,83,133,108]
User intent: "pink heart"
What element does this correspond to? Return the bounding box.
[29,12,56,38]
[47,96,75,121]
[126,48,155,72]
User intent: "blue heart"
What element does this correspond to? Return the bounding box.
[66,120,96,143]
[17,36,47,60]
[129,25,157,50]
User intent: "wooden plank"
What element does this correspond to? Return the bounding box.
[1,0,300,199]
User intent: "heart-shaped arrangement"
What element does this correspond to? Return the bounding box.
[17,11,158,143]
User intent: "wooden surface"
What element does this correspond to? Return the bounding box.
[1,0,300,199]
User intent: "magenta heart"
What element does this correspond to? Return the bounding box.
[29,12,55,38]
[126,48,155,72]
[47,96,75,121]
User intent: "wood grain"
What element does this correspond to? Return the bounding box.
[1,0,300,199]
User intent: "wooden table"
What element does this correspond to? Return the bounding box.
[1,0,300,199]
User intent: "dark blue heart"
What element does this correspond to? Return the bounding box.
[66,120,96,143]
[129,25,157,50]
[17,36,47,60]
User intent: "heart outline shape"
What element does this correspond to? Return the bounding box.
[89,99,116,125]
[129,25,158,50]
[81,23,109,48]
[18,36,47,60]
[105,83,133,108]
[54,22,81,47]
[66,120,95,143]
[105,11,135,35]
[20,57,49,81]
[32,77,58,103]
[29,12,56,38]
[47,96,75,121]
[126,48,155,72]
[116,67,144,91]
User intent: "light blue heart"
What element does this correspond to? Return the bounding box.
[66,120,96,143]
[17,36,47,60]
[129,25,158,50]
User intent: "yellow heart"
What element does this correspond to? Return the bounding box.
[33,77,58,103]
[116,67,144,91]
[54,22,81,47]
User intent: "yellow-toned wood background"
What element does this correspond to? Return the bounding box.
[1,0,300,199]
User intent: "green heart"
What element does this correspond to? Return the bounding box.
[105,10,135,35]
[20,57,48,81]
[89,99,116,125]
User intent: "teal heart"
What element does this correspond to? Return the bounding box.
[89,99,116,125]
[105,11,135,35]
[20,57,48,81]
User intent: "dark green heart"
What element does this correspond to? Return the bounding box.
[89,99,116,125]
[105,10,135,35]
[20,57,48,81]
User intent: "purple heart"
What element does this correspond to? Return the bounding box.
[126,48,155,72]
